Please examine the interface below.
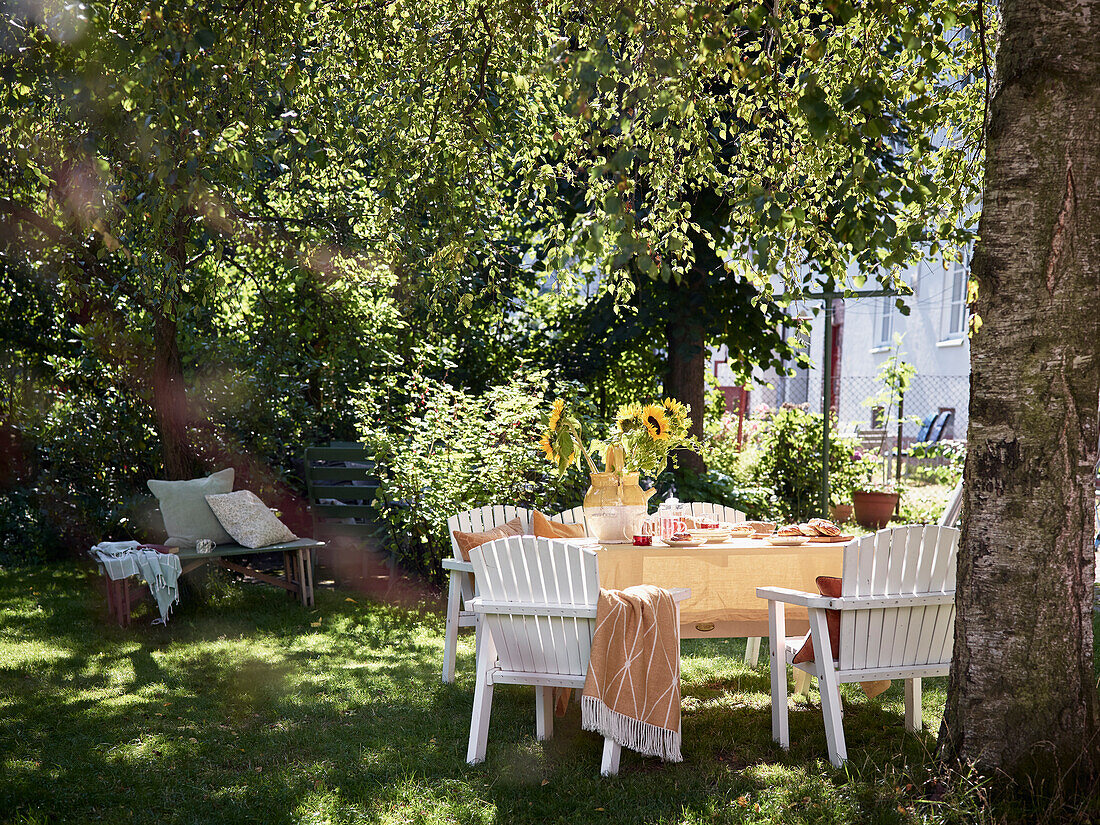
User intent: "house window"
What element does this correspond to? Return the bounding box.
[874,296,893,349]
[941,250,970,340]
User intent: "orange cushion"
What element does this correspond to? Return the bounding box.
[532,510,586,540]
[791,576,842,664]
[451,517,523,561]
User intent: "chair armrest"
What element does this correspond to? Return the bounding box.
[826,593,955,610]
[442,558,473,573]
[756,586,832,609]
[468,598,599,619]
[669,587,691,603]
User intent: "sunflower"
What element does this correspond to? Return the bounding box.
[642,404,671,440]
[616,403,643,433]
[539,431,555,461]
[548,398,565,430]
[662,397,688,430]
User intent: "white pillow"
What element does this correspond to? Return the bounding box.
[204,491,297,549]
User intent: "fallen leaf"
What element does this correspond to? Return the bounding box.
[541,779,550,786]
[737,796,749,807]
[311,621,322,627]
[188,737,198,743]
[345,597,357,603]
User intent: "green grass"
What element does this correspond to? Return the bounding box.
[0,563,1093,825]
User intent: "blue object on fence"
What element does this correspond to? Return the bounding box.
[927,410,953,443]
[913,413,939,444]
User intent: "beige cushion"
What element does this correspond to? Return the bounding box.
[533,510,586,539]
[451,517,523,562]
[147,468,235,548]
[205,491,297,549]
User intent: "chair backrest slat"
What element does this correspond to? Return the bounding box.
[685,502,746,524]
[554,505,588,533]
[837,525,959,673]
[470,537,599,678]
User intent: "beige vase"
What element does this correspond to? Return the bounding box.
[583,447,656,543]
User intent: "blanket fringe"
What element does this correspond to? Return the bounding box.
[581,695,682,763]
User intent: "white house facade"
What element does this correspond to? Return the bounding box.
[714,251,972,447]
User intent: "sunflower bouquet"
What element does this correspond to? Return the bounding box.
[539,398,598,476]
[539,396,700,479]
[603,398,700,478]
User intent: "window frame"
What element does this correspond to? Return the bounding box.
[940,248,971,341]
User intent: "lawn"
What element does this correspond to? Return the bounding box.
[0,563,1093,825]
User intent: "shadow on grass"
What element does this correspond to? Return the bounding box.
[4,561,1078,825]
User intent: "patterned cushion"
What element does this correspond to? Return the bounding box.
[205,490,297,549]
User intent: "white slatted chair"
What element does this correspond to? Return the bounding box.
[555,505,588,530]
[939,481,964,528]
[441,506,534,683]
[465,536,620,773]
[465,535,688,775]
[757,525,959,766]
[682,501,763,666]
[683,501,746,525]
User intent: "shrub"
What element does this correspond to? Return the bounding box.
[654,469,778,520]
[907,439,966,486]
[736,405,870,522]
[359,373,588,583]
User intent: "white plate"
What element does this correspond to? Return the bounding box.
[664,538,705,548]
[764,536,810,546]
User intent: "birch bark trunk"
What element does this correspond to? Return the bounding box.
[938,0,1100,784]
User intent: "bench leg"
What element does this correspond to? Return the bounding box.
[295,549,312,607]
[283,551,296,598]
[120,578,133,627]
[300,548,315,607]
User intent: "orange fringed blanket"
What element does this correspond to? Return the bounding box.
[581,585,683,762]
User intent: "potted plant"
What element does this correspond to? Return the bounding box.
[828,435,871,524]
[853,342,914,529]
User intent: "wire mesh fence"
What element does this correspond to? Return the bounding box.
[748,372,970,451]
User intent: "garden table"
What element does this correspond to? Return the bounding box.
[595,538,846,639]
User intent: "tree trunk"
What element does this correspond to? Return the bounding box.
[938,0,1100,786]
[665,316,706,473]
[665,241,709,474]
[152,309,198,480]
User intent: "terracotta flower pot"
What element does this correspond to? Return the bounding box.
[852,490,900,530]
[829,503,853,524]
